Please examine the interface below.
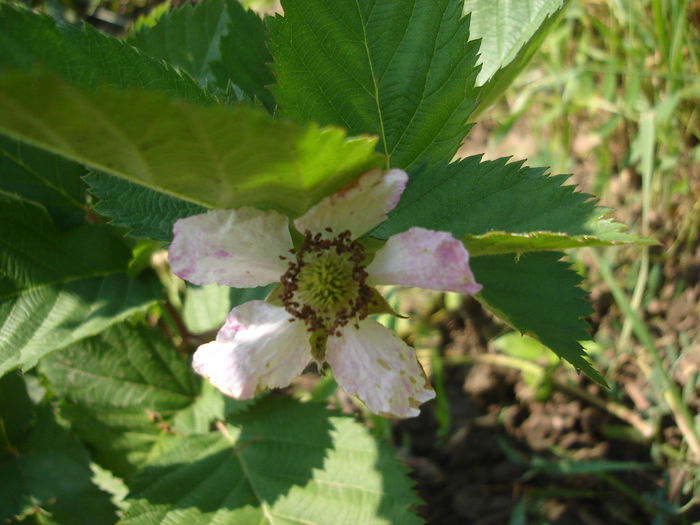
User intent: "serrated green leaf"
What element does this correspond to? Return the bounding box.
[0,375,117,524]
[39,323,243,479]
[84,171,205,242]
[465,0,569,117]
[39,323,198,479]
[466,0,567,84]
[471,252,605,385]
[122,397,421,525]
[0,3,212,106]
[0,198,160,376]
[463,230,656,256]
[211,0,276,110]
[127,0,229,87]
[171,381,254,435]
[0,136,86,228]
[0,71,382,217]
[374,156,641,251]
[268,0,480,169]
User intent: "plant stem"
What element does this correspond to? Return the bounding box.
[162,298,190,349]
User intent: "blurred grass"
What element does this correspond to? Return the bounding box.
[464,0,700,521]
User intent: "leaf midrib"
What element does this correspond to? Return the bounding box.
[353,0,390,167]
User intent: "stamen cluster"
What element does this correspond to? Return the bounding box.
[279,229,372,336]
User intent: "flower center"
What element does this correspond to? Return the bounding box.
[279,229,372,337]
[296,251,358,311]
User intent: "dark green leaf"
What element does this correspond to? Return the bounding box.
[0,136,86,228]
[0,375,117,524]
[211,0,276,110]
[0,198,160,375]
[268,0,480,169]
[85,171,205,242]
[0,372,34,447]
[127,0,229,87]
[471,252,605,385]
[122,397,421,525]
[0,2,212,105]
[374,156,640,250]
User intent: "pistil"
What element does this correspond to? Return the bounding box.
[279,229,372,337]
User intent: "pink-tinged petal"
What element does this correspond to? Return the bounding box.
[366,227,482,294]
[169,208,292,287]
[294,169,408,239]
[327,319,435,418]
[192,301,311,399]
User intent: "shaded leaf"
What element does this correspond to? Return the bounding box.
[0,136,86,228]
[471,252,605,385]
[39,323,245,480]
[0,71,383,217]
[122,397,421,525]
[211,0,276,110]
[0,198,160,375]
[0,2,211,105]
[127,0,230,87]
[0,372,34,447]
[0,374,117,524]
[268,0,480,169]
[84,171,205,242]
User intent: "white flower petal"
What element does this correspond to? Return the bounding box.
[294,169,408,239]
[169,208,292,287]
[192,301,311,399]
[366,227,482,294]
[327,319,435,418]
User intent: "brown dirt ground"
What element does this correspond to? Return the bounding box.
[396,295,698,524]
[394,113,700,523]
